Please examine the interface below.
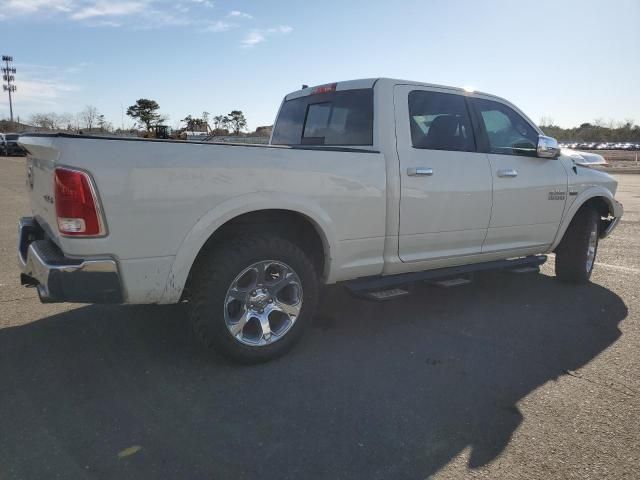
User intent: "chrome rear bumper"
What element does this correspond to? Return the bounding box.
[18,217,123,304]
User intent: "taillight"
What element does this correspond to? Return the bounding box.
[311,83,337,95]
[54,167,105,236]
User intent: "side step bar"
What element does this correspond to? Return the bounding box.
[344,255,547,299]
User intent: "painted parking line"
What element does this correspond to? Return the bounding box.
[546,253,640,275]
[594,262,640,274]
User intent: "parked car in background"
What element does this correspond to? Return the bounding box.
[1,133,28,156]
[560,141,639,151]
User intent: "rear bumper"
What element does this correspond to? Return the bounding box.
[18,217,123,304]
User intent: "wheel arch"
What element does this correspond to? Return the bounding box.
[160,193,336,304]
[550,187,618,251]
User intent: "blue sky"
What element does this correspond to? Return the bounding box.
[0,0,638,130]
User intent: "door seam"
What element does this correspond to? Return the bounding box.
[480,152,494,252]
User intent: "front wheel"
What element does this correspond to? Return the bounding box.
[555,207,600,284]
[188,234,319,364]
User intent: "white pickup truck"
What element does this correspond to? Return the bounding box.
[18,78,623,363]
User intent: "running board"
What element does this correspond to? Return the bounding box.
[344,255,547,299]
[428,276,473,288]
[506,266,540,274]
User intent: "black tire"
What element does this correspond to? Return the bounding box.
[555,207,600,284]
[188,234,319,364]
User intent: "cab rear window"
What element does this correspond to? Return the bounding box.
[271,89,373,146]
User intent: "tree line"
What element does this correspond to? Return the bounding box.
[181,111,247,135]
[27,98,260,136]
[30,106,112,132]
[540,118,640,142]
[30,100,639,142]
[126,98,250,135]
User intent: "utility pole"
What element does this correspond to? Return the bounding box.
[2,56,17,123]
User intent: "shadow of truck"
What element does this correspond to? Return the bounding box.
[0,271,627,479]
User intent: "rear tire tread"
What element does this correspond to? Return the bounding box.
[188,234,318,364]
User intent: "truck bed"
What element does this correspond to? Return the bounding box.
[19,133,388,303]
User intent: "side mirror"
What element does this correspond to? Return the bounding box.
[537,135,560,159]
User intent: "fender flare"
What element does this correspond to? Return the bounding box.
[549,186,621,251]
[160,191,338,304]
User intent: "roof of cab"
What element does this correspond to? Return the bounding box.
[283,77,503,103]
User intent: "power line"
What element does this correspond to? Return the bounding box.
[2,55,17,123]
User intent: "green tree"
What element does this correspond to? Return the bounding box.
[80,105,100,130]
[212,115,227,131]
[227,110,247,135]
[181,115,208,132]
[97,114,112,132]
[539,118,640,143]
[126,99,163,131]
[202,111,211,132]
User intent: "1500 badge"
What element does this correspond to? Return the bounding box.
[548,190,566,200]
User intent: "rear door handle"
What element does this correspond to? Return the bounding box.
[407,167,433,177]
[497,169,518,178]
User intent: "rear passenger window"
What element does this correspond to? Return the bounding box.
[472,98,539,156]
[408,91,475,152]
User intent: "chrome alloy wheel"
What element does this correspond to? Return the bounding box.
[224,260,303,346]
[586,225,598,273]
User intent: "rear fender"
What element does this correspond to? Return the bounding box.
[18,136,61,162]
[160,191,337,304]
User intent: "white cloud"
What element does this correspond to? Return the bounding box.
[204,20,232,32]
[70,1,144,20]
[0,0,73,14]
[266,25,293,34]
[241,31,265,47]
[0,0,285,36]
[90,20,122,27]
[20,79,80,100]
[135,9,191,28]
[228,10,252,19]
[64,61,92,73]
[241,25,292,47]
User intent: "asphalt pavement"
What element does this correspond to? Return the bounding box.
[1,156,638,479]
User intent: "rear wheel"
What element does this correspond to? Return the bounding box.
[188,234,319,364]
[555,207,600,284]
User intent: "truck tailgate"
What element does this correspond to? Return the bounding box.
[20,136,61,243]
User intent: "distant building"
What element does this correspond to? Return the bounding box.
[254,125,273,137]
[0,120,32,133]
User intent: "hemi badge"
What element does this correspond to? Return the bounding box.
[569,190,578,196]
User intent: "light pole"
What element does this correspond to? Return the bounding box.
[2,55,17,123]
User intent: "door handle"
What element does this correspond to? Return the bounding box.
[497,169,518,178]
[407,167,434,177]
